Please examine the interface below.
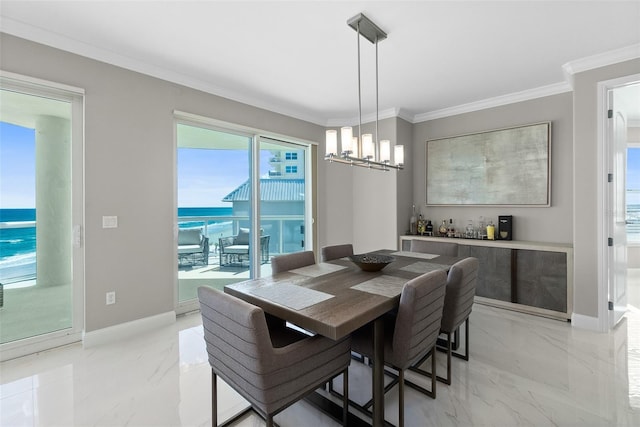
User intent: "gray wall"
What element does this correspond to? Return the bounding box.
[396,117,415,237]
[1,34,324,332]
[412,93,574,244]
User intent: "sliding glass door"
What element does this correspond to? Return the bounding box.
[0,74,84,358]
[176,123,252,305]
[258,137,308,277]
[175,119,312,308]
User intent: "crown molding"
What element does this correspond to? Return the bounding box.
[412,82,572,123]
[562,44,640,80]
[0,17,327,127]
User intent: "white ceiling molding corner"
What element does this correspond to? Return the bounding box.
[395,108,414,124]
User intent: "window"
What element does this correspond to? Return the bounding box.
[627,146,640,243]
[285,152,298,160]
[285,165,298,174]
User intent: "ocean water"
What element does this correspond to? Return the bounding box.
[0,207,233,283]
[0,209,36,283]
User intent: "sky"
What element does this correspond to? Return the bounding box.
[0,122,35,208]
[177,148,273,207]
[0,121,274,209]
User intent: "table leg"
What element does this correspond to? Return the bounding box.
[373,316,384,427]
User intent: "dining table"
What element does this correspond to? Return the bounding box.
[224,249,461,427]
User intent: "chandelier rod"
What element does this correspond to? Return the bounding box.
[357,21,362,156]
[375,35,379,154]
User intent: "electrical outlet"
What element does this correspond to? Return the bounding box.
[106,291,116,305]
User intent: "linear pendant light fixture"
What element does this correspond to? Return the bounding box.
[325,13,404,171]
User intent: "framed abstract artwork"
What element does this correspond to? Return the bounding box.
[426,122,551,206]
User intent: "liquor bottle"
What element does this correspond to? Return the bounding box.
[439,220,447,236]
[417,214,425,235]
[487,221,495,240]
[426,220,433,236]
[410,205,417,235]
[447,218,454,238]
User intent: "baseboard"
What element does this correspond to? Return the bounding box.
[83,311,176,348]
[570,312,600,331]
[0,332,83,362]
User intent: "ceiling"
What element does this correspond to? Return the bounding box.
[1,1,639,126]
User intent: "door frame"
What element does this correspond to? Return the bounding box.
[0,70,85,361]
[597,73,640,332]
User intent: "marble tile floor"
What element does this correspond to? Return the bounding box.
[1,303,639,426]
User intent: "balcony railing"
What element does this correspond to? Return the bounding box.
[177,214,304,255]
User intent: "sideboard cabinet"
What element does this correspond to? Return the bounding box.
[399,236,573,320]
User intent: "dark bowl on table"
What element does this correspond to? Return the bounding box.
[349,254,395,272]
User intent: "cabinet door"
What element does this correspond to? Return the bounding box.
[459,245,512,302]
[515,250,567,312]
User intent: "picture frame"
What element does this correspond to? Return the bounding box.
[426,122,551,206]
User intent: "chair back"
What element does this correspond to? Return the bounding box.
[271,250,315,274]
[410,239,458,257]
[321,244,354,262]
[391,269,447,369]
[440,257,479,333]
[198,287,273,407]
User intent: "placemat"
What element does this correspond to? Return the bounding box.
[351,275,407,298]
[400,261,448,274]
[290,262,347,277]
[390,251,438,260]
[250,283,334,310]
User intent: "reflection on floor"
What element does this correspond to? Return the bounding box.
[2,304,639,426]
[628,268,640,310]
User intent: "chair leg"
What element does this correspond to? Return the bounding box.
[437,332,452,386]
[452,318,470,361]
[431,345,438,396]
[212,370,217,427]
[398,369,404,427]
[343,368,349,427]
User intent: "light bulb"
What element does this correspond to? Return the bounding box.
[394,145,405,166]
[380,140,390,162]
[325,130,337,156]
[341,127,353,154]
[362,134,374,159]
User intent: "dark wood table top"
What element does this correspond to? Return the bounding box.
[224,249,460,340]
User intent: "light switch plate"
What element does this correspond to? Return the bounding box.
[102,216,118,228]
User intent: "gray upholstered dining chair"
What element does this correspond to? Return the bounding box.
[198,286,352,427]
[411,257,479,385]
[347,269,447,427]
[410,239,458,256]
[321,244,354,262]
[271,250,316,274]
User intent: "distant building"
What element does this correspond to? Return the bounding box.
[222,148,306,253]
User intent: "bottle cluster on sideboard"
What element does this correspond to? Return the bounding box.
[408,214,513,241]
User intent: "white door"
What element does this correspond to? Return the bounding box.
[609,87,629,327]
